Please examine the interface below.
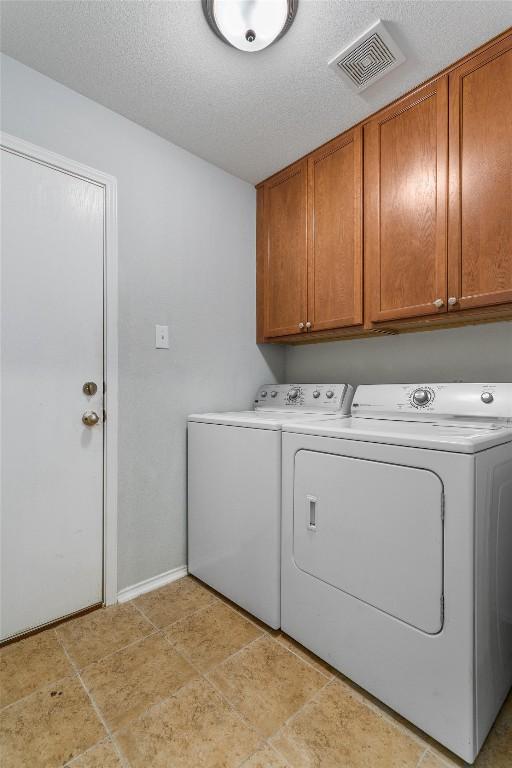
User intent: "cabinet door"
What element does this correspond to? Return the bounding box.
[263,161,308,338]
[448,34,512,311]
[365,77,448,323]
[307,128,362,331]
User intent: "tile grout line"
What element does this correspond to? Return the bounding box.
[422,747,466,768]
[204,589,276,634]
[333,675,434,753]
[0,671,75,714]
[237,741,295,768]
[204,633,335,747]
[203,630,267,671]
[207,588,336,681]
[267,676,338,766]
[53,603,157,667]
[156,631,301,768]
[272,634,336,681]
[159,629,266,747]
[159,601,338,752]
[128,598,161,629]
[159,597,225,634]
[76,628,161,672]
[158,601,267,678]
[55,629,132,768]
[415,746,431,768]
[62,736,112,767]
[128,590,219,632]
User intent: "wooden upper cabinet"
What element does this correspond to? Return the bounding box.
[364,77,448,324]
[261,160,308,338]
[256,30,512,343]
[448,33,512,311]
[307,127,362,331]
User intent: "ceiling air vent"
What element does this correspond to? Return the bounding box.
[328,20,405,92]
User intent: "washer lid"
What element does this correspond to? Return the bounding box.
[188,411,349,430]
[283,416,512,453]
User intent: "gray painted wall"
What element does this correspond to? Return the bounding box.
[1,54,284,591]
[285,322,512,386]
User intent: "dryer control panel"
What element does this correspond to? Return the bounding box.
[254,384,353,414]
[352,383,512,421]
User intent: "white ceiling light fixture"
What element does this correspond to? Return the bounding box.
[203,0,298,52]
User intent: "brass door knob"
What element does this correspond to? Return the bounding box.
[82,411,100,426]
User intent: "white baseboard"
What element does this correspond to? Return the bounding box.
[117,565,188,603]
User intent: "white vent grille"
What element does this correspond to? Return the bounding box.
[328,20,405,92]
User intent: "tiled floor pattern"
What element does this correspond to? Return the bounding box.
[0,576,510,768]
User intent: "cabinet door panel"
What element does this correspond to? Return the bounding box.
[365,78,448,323]
[448,35,512,311]
[307,128,362,331]
[263,161,307,338]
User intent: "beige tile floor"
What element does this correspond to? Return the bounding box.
[0,576,510,768]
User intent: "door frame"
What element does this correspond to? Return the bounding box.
[1,132,119,607]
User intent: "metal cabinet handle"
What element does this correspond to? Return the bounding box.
[448,297,458,306]
[432,298,444,308]
[82,411,100,426]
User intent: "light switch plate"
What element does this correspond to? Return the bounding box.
[155,324,169,349]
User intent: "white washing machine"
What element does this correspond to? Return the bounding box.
[281,383,512,763]
[188,383,353,628]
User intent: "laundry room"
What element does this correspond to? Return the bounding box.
[0,2,511,767]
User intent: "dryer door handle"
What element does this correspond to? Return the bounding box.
[306,495,318,531]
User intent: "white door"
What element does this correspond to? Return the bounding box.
[1,147,105,641]
[293,451,444,633]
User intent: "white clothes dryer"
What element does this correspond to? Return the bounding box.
[188,383,353,628]
[281,383,512,763]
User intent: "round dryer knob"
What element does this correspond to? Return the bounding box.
[412,388,431,406]
[313,390,320,399]
[260,391,267,398]
[288,388,300,400]
[326,390,334,399]
[481,392,494,404]
[270,390,278,398]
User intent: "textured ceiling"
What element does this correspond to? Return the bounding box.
[1,1,511,183]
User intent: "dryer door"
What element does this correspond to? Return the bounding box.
[293,451,444,633]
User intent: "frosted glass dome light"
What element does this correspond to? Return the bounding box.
[203,0,298,52]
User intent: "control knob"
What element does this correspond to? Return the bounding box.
[288,388,300,400]
[412,388,431,406]
[326,390,335,399]
[481,392,494,404]
[313,390,320,399]
[260,390,267,398]
[270,390,278,398]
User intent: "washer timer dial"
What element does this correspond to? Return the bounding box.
[410,387,435,408]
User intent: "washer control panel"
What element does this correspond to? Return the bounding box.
[352,383,512,421]
[254,384,353,413]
